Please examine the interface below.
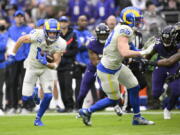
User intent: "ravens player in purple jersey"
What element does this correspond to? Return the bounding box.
[146,25,180,119]
[77,23,110,109]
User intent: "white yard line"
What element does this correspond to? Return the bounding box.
[2,111,180,117]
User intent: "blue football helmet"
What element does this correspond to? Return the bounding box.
[44,18,60,42]
[120,6,143,28]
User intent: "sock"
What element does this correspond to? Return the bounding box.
[22,96,33,109]
[54,99,59,107]
[167,94,179,110]
[36,93,52,119]
[88,97,118,113]
[128,85,141,117]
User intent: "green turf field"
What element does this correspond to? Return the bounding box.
[0,112,180,135]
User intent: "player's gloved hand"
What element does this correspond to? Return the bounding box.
[132,57,158,67]
[0,53,16,69]
[6,54,16,65]
[0,62,7,69]
[147,61,157,66]
[166,74,176,83]
[37,48,47,65]
[132,57,148,65]
[166,73,180,83]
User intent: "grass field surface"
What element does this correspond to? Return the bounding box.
[0,111,180,135]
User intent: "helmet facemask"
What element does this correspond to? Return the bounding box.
[97,33,109,44]
[95,23,110,44]
[133,16,144,29]
[161,25,176,47]
[45,30,60,42]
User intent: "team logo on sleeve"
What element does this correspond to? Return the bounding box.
[119,29,130,35]
[30,29,36,34]
[37,38,42,43]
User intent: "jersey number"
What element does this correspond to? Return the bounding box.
[104,30,114,48]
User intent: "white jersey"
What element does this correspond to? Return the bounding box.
[101,24,134,70]
[24,29,67,69]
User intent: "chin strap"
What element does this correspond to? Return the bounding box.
[99,40,106,44]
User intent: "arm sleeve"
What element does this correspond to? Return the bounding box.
[29,29,41,43]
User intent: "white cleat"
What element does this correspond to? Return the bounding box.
[114,105,123,116]
[0,109,5,116]
[6,108,16,115]
[164,108,171,119]
[21,108,31,115]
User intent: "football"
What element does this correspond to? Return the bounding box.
[40,51,54,63]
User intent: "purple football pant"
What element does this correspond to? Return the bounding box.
[77,68,96,109]
[152,65,180,110]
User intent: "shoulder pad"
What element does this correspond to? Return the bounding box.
[118,25,133,36]
[30,29,36,34]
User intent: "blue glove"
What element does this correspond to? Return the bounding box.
[7,55,16,65]
[0,62,6,69]
[37,48,47,65]
[0,55,16,69]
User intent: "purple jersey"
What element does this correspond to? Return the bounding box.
[154,40,180,60]
[87,38,104,72]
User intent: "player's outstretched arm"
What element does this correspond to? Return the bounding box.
[157,51,180,66]
[12,35,32,54]
[0,35,32,69]
[88,50,100,66]
[117,36,141,58]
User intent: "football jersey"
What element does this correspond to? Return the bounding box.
[24,29,67,69]
[101,23,134,70]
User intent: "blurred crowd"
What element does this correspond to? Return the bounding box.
[0,0,180,115]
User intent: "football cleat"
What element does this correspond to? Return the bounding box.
[32,87,40,105]
[78,108,92,126]
[114,105,123,116]
[164,108,171,119]
[132,117,155,125]
[34,118,44,126]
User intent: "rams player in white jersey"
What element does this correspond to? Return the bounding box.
[7,19,66,126]
[78,7,155,126]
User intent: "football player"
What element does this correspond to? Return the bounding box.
[78,6,155,126]
[77,23,110,109]
[143,25,180,119]
[2,19,66,126]
[32,19,61,112]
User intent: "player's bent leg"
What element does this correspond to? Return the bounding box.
[164,79,180,119]
[77,70,96,109]
[34,93,52,126]
[128,85,155,125]
[118,65,155,125]
[78,69,120,126]
[32,87,40,105]
[78,98,118,126]
[22,69,38,113]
